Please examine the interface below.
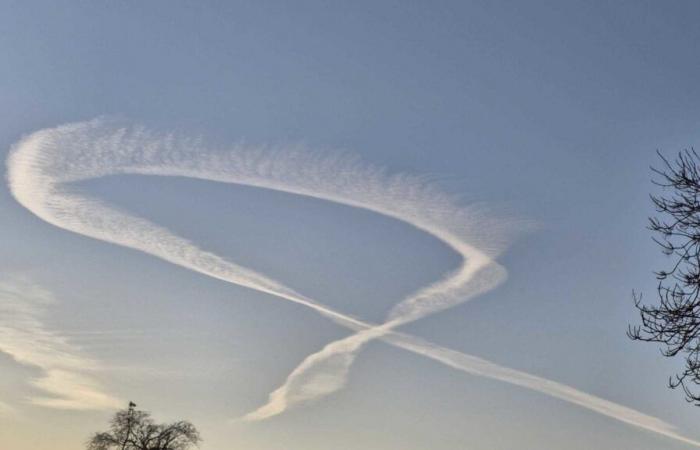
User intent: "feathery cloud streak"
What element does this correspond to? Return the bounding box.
[0,276,120,410]
[6,119,700,446]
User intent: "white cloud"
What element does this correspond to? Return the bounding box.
[0,276,120,411]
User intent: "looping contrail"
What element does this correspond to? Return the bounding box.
[6,118,700,447]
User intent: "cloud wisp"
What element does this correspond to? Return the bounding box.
[0,276,121,410]
[6,119,700,447]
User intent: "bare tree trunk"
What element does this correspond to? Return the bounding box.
[120,402,137,450]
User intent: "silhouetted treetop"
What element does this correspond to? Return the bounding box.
[87,402,200,450]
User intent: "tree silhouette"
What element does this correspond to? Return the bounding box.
[87,402,201,450]
[629,149,700,404]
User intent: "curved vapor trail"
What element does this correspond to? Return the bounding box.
[6,119,700,447]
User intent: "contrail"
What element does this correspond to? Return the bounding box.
[241,263,506,421]
[6,119,700,447]
[247,319,700,446]
[7,118,507,339]
[386,331,700,448]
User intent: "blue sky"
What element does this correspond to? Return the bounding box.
[3,1,700,449]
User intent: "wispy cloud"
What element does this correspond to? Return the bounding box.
[0,276,120,410]
[6,119,700,447]
[0,400,15,417]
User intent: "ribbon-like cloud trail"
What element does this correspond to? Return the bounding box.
[6,119,700,447]
[0,276,121,410]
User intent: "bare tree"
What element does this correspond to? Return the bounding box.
[629,149,700,404]
[87,402,201,450]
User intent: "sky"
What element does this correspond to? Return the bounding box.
[3,1,700,449]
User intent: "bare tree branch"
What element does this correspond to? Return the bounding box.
[630,149,700,404]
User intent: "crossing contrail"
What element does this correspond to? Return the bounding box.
[6,118,700,447]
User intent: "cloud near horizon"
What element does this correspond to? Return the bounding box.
[0,276,121,411]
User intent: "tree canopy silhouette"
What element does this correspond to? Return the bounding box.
[630,149,700,404]
[87,402,201,450]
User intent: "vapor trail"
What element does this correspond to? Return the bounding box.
[241,262,506,421]
[249,320,700,446]
[6,119,700,447]
[386,331,700,447]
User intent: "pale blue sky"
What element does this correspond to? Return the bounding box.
[3,1,700,449]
